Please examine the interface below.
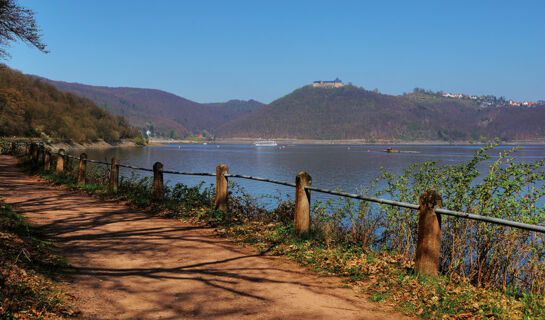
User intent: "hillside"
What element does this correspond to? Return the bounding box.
[0,65,139,142]
[216,85,545,142]
[42,79,263,138]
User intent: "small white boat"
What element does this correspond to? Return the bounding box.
[254,139,278,147]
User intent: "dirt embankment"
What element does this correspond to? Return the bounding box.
[4,138,138,152]
[47,139,138,152]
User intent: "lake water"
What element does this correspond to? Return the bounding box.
[83,144,545,207]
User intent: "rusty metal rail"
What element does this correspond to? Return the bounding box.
[12,142,545,235]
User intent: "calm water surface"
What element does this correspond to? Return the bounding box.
[84,144,545,205]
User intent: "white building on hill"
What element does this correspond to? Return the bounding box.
[312,78,344,88]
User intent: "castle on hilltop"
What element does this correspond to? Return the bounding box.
[312,78,344,88]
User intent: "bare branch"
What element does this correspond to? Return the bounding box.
[0,0,48,58]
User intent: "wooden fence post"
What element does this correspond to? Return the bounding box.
[37,146,45,168]
[214,164,229,211]
[30,143,38,163]
[108,156,120,192]
[415,189,443,277]
[10,142,16,155]
[56,149,65,174]
[152,162,164,201]
[294,171,312,234]
[44,150,51,171]
[77,153,87,185]
[25,143,30,155]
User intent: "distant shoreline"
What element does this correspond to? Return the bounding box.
[9,137,545,151]
[150,138,545,146]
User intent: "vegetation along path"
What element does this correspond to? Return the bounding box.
[0,155,411,320]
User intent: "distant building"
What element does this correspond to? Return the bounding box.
[509,100,521,107]
[313,78,344,88]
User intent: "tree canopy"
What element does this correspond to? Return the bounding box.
[0,65,140,142]
[0,0,47,58]
[216,85,545,142]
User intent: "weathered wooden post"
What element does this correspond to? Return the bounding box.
[30,143,38,163]
[152,162,164,201]
[56,149,65,174]
[44,150,51,170]
[77,153,87,185]
[415,189,443,277]
[108,156,120,192]
[25,143,30,155]
[294,171,312,234]
[214,164,229,211]
[37,146,45,168]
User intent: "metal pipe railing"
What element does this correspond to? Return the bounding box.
[14,142,545,235]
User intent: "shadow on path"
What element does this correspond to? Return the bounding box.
[0,155,410,320]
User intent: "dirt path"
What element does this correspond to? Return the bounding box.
[0,155,410,320]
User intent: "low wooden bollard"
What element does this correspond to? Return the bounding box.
[77,153,87,185]
[56,149,65,174]
[214,164,229,211]
[294,171,312,234]
[30,143,38,163]
[37,146,45,168]
[44,150,51,170]
[108,156,120,192]
[415,189,443,277]
[152,162,164,201]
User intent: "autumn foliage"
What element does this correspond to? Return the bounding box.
[0,65,139,142]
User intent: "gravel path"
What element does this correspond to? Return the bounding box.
[0,155,411,320]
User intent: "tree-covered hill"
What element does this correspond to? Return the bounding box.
[0,65,139,142]
[42,79,263,138]
[23,75,545,142]
[216,85,545,142]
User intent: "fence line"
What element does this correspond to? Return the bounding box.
[225,173,297,188]
[13,142,545,234]
[434,208,545,233]
[305,186,420,210]
[87,159,109,165]
[118,163,154,172]
[305,186,545,234]
[10,141,545,276]
[162,170,216,177]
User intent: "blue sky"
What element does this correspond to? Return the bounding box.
[5,0,545,103]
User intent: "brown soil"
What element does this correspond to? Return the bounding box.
[0,155,412,320]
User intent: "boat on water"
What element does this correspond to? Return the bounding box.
[383,147,420,154]
[254,140,278,147]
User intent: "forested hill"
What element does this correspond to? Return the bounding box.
[43,78,263,138]
[216,85,545,142]
[0,65,139,142]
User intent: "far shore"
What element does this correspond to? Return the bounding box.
[148,137,545,146]
[6,137,545,152]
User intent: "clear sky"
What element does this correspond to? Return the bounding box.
[5,0,545,103]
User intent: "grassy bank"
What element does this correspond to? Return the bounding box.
[0,201,74,319]
[15,145,545,319]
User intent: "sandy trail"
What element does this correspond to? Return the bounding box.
[0,155,410,320]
